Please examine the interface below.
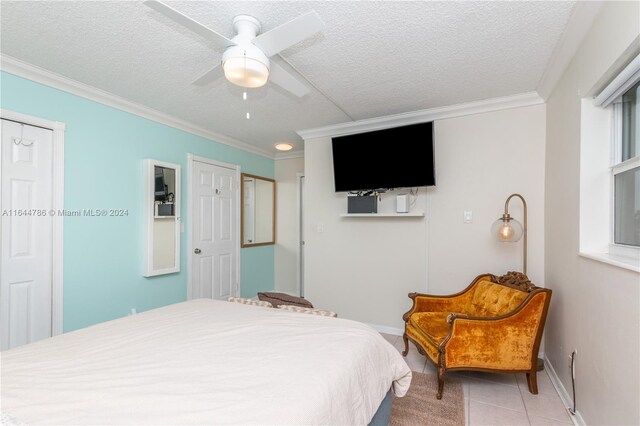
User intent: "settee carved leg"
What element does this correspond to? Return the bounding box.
[437,366,446,400]
[402,333,409,356]
[526,371,538,394]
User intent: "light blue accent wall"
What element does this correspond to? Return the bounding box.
[1,71,275,332]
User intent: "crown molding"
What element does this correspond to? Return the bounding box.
[0,54,274,159]
[296,91,543,140]
[274,150,304,160]
[536,1,603,101]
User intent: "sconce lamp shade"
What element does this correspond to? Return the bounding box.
[491,215,523,242]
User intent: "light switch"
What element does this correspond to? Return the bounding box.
[463,211,473,224]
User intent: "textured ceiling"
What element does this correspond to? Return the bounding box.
[0,1,575,154]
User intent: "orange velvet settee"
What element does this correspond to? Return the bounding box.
[402,272,551,399]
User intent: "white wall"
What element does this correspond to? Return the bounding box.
[303,104,546,330]
[544,2,640,424]
[275,157,304,295]
[429,105,546,291]
[304,139,427,329]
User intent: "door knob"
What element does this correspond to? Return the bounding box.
[194,248,201,254]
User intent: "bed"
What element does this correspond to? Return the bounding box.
[0,299,412,425]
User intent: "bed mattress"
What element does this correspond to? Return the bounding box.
[0,299,411,425]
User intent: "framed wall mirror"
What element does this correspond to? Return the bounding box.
[144,159,181,276]
[241,173,275,247]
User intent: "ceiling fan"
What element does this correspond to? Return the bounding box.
[144,1,325,97]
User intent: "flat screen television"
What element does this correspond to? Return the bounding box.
[331,122,435,192]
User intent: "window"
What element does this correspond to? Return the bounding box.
[581,54,640,270]
[612,80,640,247]
[592,54,640,259]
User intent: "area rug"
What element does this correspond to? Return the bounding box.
[390,372,465,426]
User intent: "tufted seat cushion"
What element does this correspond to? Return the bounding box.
[468,280,527,317]
[409,312,454,347]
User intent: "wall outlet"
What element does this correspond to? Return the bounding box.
[130,308,137,315]
[463,210,473,224]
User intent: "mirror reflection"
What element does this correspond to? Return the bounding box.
[154,166,176,215]
[241,173,275,247]
[144,160,180,277]
[153,166,176,271]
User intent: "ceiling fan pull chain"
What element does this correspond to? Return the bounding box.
[243,51,247,84]
[243,51,251,119]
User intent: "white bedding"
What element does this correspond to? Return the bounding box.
[0,299,411,425]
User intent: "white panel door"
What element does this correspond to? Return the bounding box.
[1,119,54,351]
[191,161,238,300]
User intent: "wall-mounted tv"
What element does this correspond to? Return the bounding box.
[331,122,435,192]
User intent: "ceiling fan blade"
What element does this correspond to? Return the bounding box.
[268,62,310,98]
[192,63,223,86]
[144,0,235,50]
[252,11,324,57]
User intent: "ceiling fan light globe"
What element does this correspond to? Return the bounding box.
[223,57,269,88]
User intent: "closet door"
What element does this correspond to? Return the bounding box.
[191,160,238,300]
[0,119,54,351]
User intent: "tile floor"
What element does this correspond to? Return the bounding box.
[381,333,575,426]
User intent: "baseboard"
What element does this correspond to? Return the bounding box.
[544,355,586,426]
[367,323,404,336]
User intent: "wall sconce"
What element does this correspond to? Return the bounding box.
[491,193,528,275]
